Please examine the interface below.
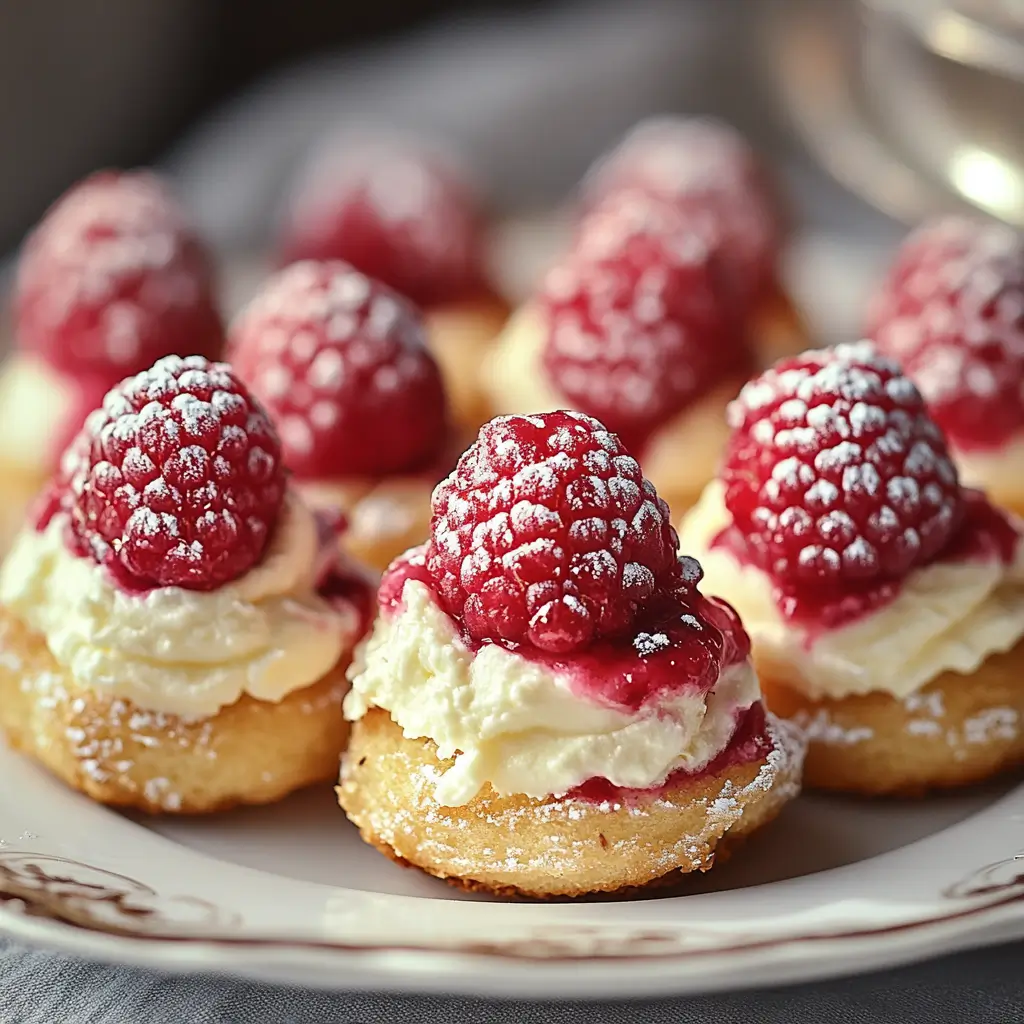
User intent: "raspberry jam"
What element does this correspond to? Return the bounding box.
[714,489,1020,631]
[569,701,772,806]
[380,549,751,715]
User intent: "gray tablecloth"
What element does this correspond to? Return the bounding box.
[2,937,1022,1023]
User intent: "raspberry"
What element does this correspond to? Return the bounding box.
[277,136,489,308]
[581,117,782,307]
[866,216,1024,451]
[539,194,746,448]
[228,260,448,479]
[15,170,224,379]
[61,355,285,591]
[722,341,962,586]
[426,410,680,653]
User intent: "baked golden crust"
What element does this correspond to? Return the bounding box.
[337,707,804,899]
[759,639,1024,796]
[425,296,510,432]
[0,607,351,813]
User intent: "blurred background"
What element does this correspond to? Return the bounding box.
[2,0,1023,336]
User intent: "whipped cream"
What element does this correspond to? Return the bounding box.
[955,433,1024,508]
[0,491,356,718]
[344,575,760,805]
[0,356,76,474]
[678,481,1024,700]
[484,303,734,497]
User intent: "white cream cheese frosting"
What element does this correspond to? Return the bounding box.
[677,481,1024,700]
[0,490,356,718]
[344,573,760,806]
[0,356,76,474]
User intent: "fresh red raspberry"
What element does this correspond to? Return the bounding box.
[723,341,962,586]
[426,410,681,653]
[15,170,224,379]
[866,216,1024,451]
[228,260,448,479]
[581,117,782,308]
[277,136,489,308]
[60,355,285,591]
[539,195,747,448]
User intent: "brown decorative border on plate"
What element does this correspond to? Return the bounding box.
[1,848,1023,963]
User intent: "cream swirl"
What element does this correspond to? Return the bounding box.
[0,491,355,717]
[678,481,1024,700]
[344,575,759,806]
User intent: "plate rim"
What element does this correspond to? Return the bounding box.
[2,883,1023,997]
[1,813,1023,997]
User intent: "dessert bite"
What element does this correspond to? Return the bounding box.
[867,216,1024,516]
[0,170,224,553]
[277,134,508,431]
[0,356,369,813]
[339,410,804,898]
[678,341,1024,795]
[229,260,453,572]
[483,190,753,513]
[580,116,807,362]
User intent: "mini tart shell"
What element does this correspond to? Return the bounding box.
[759,638,1024,796]
[337,707,805,899]
[424,295,510,433]
[0,607,352,814]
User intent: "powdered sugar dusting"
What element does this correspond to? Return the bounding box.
[2,611,349,811]
[229,260,447,478]
[724,342,962,587]
[793,707,874,746]
[580,117,780,306]
[342,713,803,889]
[279,134,487,308]
[540,192,745,442]
[60,354,285,591]
[958,707,1019,752]
[427,411,680,652]
[15,171,221,376]
[868,216,1024,450]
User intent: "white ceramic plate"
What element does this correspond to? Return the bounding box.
[0,737,1022,999]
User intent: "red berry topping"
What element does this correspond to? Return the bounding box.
[539,195,746,448]
[277,136,489,308]
[723,342,962,587]
[426,410,681,653]
[228,260,448,479]
[15,170,224,379]
[581,118,782,307]
[866,216,1024,451]
[60,355,285,591]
